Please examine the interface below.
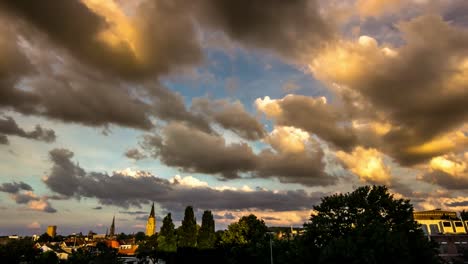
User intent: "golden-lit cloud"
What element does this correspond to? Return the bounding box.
[81,0,142,61]
[406,125,468,157]
[265,126,310,154]
[336,147,392,184]
[308,35,397,87]
[429,154,467,177]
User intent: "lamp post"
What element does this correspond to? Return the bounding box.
[268,232,274,264]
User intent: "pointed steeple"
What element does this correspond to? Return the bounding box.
[149,202,155,218]
[109,215,115,237]
[145,203,156,236]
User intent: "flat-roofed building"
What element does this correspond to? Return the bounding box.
[414,209,465,235]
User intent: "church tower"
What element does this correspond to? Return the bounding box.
[109,215,115,237]
[145,203,156,236]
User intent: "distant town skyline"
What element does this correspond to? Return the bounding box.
[1,0,468,236]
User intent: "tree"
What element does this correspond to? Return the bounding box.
[37,232,52,243]
[460,210,468,220]
[137,234,158,264]
[178,206,197,248]
[36,251,59,264]
[158,213,177,252]
[66,248,94,264]
[221,214,269,263]
[134,231,146,242]
[0,238,38,263]
[198,210,216,249]
[300,185,441,264]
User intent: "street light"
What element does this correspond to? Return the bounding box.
[267,232,274,264]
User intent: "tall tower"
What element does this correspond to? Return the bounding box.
[46,225,57,238]
[109,215,115,237]
[145,203,156,236]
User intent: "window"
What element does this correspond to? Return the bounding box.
[430,224,440,234]
[455,221,463,227]
[443,222,451,227]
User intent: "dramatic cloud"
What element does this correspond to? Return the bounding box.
[42,148,326,211]
[0,0,209,131]
[419,153,468,190]
[336,147,392,185]
[308,15,468,165]
[256,126,336,186]
[0,116,55,143]
[191,98,266,140]
[142,123,257,179]
[0,0,202,80]
[256,95,357,151]
[142,122,335,186]
[190,0,335,60]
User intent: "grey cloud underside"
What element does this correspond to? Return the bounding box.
[142,122,336,186]
[43,148,326,211]
[0,116,55,143]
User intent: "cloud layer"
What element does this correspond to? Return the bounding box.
[42,148,326,212]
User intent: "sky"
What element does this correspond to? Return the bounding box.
[0,0,468,236]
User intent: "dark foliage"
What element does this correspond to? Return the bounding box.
[299,185,441,264]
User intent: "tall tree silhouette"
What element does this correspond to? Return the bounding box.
[178,206,198,248]
[198,210,216,249]
[158,213,177,252]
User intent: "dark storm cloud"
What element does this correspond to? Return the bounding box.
[143,123,257,179]
[0,0,204,130]
[190,0,335,59]
[124,148,146,161]
[0,0,202,80]
[0,116,55,143]
[0,0,336,134]
[0,19,38,114]
[0,181,32,193]
[43,148,326,211]
[191,98,266,140]
[142,122,336,186]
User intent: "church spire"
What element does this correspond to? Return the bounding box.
[149,202,155,218]
[109,215,115,237]
[145,203,156,236]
